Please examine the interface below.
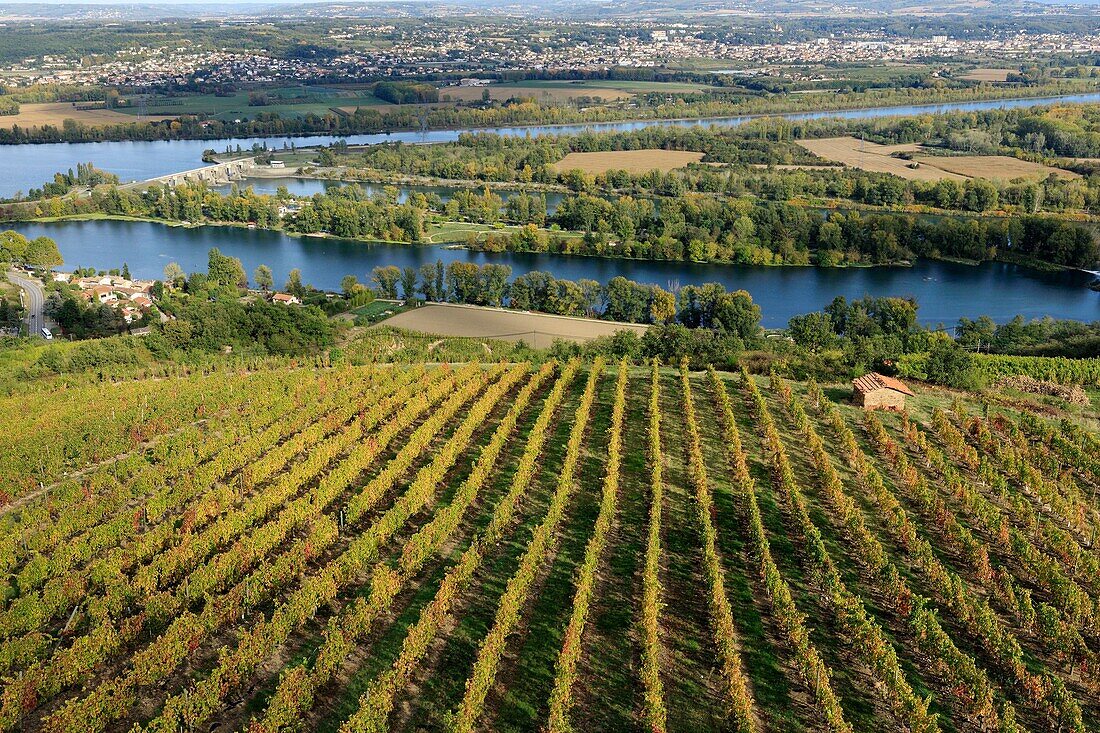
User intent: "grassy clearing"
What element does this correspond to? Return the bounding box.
[348,300,411,323]
[551,149,706,175]
[437,79,719,104]
[115,86,390,121]
[422,221,584,245]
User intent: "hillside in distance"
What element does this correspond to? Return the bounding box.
[0,0,1076,21]
[1,356,1098,732]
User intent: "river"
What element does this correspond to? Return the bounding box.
[4,91,1100,199]
[7,219,1098,328]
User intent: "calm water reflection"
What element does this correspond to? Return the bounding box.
[8,219,1098,327]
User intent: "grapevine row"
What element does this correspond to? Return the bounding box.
[799,381,1023,731]
[0,367,318,577]
[545,359,629,733]
[255,361,565,732]
[0,368,399,645]
[1,369,278,501]
[313,362,579,733]
[127,364,526,733]
[130,366,430,600]
[710,369,852,733]
[0,367,427,681]
[760,374,939,733]
[861,409,1087,730]
[640,359,668,733]
[678,362,757,733]
[913,412,1100,657]
[3,364,485,732]
[954,408,1100,544]
[446,359,605,733]
[977,414,1100,597]
[0,371,377,678]
[965,410,1100,554]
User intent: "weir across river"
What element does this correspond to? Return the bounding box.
[140,157,256,188]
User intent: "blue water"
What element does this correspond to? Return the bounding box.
[3,91,1100,199]
[7,218,1098,328]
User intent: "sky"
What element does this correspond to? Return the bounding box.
[0,0,389,4]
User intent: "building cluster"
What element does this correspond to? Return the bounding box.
[57,272,157,323]
[5,46,327,88]
[4,22,1100,89]
[722,32,1100,66]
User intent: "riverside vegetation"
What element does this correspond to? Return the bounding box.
[6,104,1100,270]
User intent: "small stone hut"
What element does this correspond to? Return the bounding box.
[852,372,914,410]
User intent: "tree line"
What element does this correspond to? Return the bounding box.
[367,260,760,338]
[329,123,1100,217]
[2,79,1097,145]
[4,177,1097,269]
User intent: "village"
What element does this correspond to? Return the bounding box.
[5,21,1100,90]
[53,271,157,324]
[48,269,303,327]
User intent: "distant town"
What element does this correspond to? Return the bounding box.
[5,22,1100,89]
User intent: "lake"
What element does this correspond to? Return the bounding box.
[7,218,1098,328]
[3,91,1100,199]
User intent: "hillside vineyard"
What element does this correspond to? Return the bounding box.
[1,362,1099,732]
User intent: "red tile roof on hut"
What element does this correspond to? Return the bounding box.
[852,372,914,410]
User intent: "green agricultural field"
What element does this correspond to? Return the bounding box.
[438,79,725,103]
[515,79,724,93]
[423,220,585,244]
[1,355,1098,733]
[117,85,390,121]
[349,299,411,323]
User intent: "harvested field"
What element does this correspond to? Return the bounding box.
[377,302,648,348]
[797,137,963,181]
[440,84,633,103]
[438,79,715,103]
[913,154,1079,180]
[798,136,1075,181]
[552,149,705,175]
[0,102,175,129]
[959,68,1016,82]
[748,163,843,170]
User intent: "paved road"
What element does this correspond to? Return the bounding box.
[6,269,50,337]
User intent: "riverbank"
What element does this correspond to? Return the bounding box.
[8,217,1097,327]
[7,212,910,268]
[11,212,1093,277]
[7,90,1100,201]
[8,83,1100,149]
[237,165,572,195]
